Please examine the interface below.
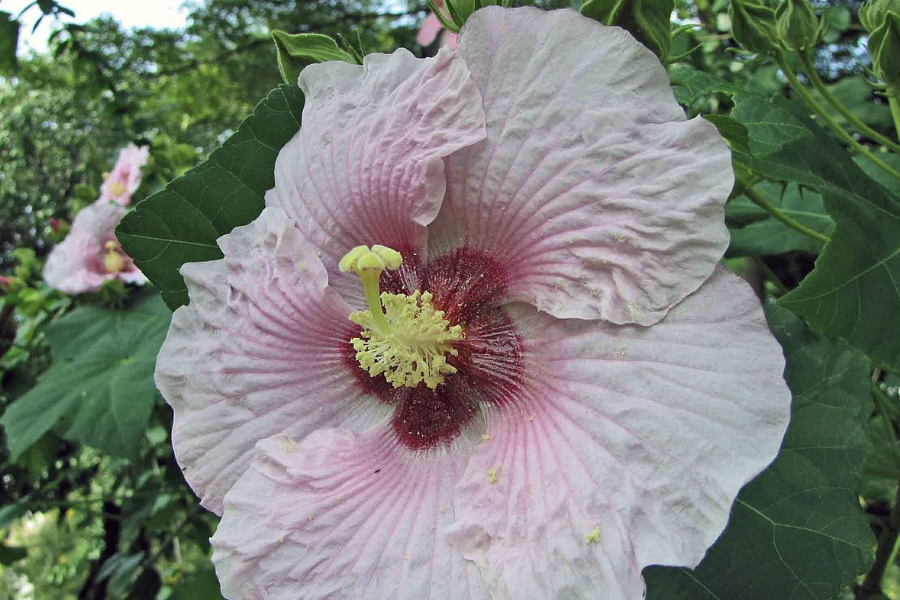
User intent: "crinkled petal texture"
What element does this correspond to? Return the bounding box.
[430,7,732,325]
[155,207,387,515]
[265,48,486,308]
[447,266,791,600]
[213,431,491,600]
[43,201,145,294]
[99,143,149,205]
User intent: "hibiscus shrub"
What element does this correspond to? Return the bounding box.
[2,1,899,599]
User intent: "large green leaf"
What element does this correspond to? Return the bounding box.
[726,181,834,256]
[728,94,900,370]
[0,293,171,460]
[117,85,305,310]
[644,305,874,599]
[669,65,900,370]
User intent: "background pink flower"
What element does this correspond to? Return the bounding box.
[98,143,149,206]
[43,201,146,294]
[417,0,458,49]
[155,7,791,600]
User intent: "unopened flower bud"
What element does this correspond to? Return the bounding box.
[870,12,900,95]
[861,0,900,33]
[729,0,779,54]
[775,0,820,50]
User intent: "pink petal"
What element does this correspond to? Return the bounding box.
[265,48,486,308]
[417,13,443,46]
[441,30,459,50]
[99,143,149,206]
[155,207,385,515]
[212,430,491,600]
[430,7,732,325]
[43,201,129,294]
[447,266,791,599]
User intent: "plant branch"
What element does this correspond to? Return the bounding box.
[858,484,900,599]
[776,53,900,183]
[753,257,790,295]
[741,184,831,244]
[797,52,900,154]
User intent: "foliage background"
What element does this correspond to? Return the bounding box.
[2,0,899,599]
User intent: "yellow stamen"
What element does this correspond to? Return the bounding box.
[102,241,126,273]
[106,181,127,197]
[340,245,463,389]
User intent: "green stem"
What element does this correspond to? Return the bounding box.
[753,257,790,295]
[889,96,900,146]
[858,485,900,599]
[776,54,900,183]
[798,52,900,154]
[742,184,831,244]
[874,382,900,468]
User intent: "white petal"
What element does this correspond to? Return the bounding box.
[213,431,491,600]
[448,266,791,599]
[430,7,732,325]
[155,207,386,514]
[265,48,486,308]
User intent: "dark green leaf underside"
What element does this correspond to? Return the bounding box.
[117,84,305,310]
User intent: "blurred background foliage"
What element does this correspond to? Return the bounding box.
[0,0,895,598]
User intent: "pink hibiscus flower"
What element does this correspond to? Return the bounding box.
[417,0,459,49]
[98,143,149,206]
[43,201,146,294]
[155,8,790,600]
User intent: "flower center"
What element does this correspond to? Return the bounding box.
[107,181,127,197]
[340,245,464,389]
[102,241,126,273]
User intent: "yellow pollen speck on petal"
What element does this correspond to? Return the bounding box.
[482,434,491,441]
[586,527,601,545]
[488,464,502,484]
[282,438,297,453]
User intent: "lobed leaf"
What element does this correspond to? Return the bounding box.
[726,181,834,256]
[0,293,171,460]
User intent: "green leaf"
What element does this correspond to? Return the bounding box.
[810,78,893,132]
[117,85,305,310]
[663,67,900,368]
[0,293,171,460]
[703,114,749,155]
[644,305,875,600]
[728,93,900,371]
[0,11,19,75]
[861,415,900,504]
[271,31,356,86]
[0,543,26,565]
[726,181,834,256]
[581,0,674,60]
[169,567,226,600]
